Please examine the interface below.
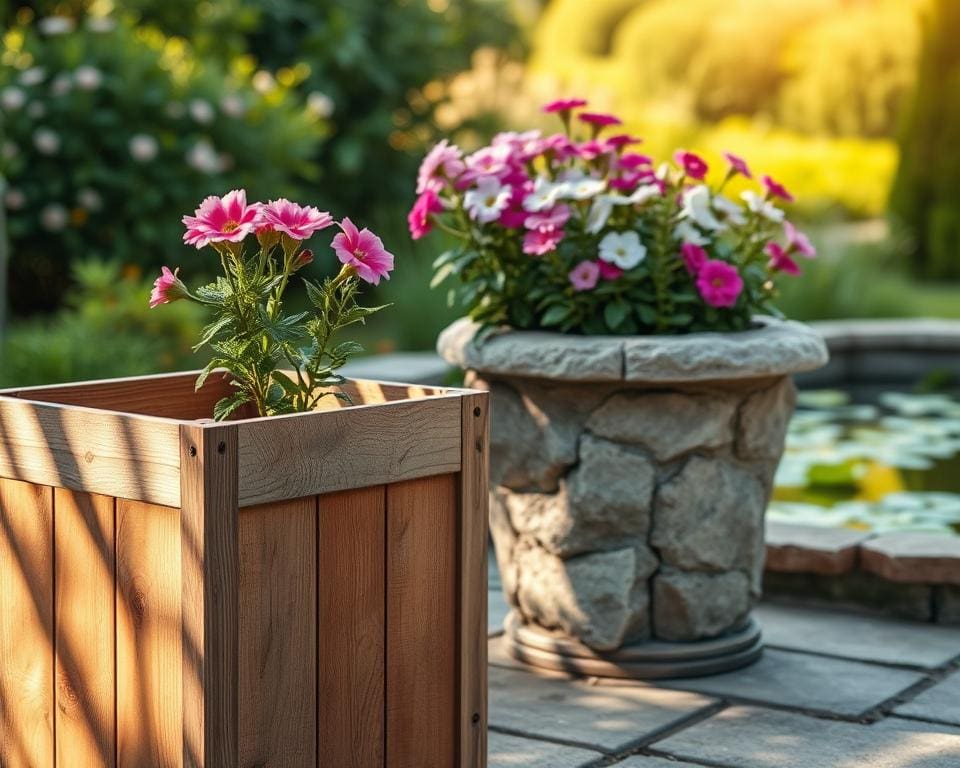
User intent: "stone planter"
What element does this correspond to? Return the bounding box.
[439,317,828,678]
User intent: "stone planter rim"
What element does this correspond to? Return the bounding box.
[438,316,830,384]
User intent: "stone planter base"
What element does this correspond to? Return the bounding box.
[504,611,762,679]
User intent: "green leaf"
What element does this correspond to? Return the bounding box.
[213,392,252,422]
[193,314,234,352]
[331,340,365,358]
[541,304,573,327]
[303,279,327,309]
[604,300,630,330]
[431,262,456,289]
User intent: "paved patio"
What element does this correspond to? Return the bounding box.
[486,560,960,767]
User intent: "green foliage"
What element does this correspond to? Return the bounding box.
[0,259,205,387]
[890,0,960,280]
[0,16,324,314]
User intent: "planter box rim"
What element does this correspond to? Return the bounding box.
[438,316,829,383]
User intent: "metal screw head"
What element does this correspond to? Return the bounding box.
[473,406,482,417]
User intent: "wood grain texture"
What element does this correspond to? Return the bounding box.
[459,394,489,768]
[180,424,239,768]
[318,486,385,768]
[386,475,458,768]
[239,497,316,767]
[0,479,54,768]
[237,396,462,507]
[116,499,183,768]
[53,489,116,768]
[0,397,181,506]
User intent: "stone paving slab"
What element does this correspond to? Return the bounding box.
[654,648,924,717]
[764,521,870,574]
[873,716,960,737]
[861,532,960,585]
[488,730,601,767]
[489,664,717,752]
[653,705,960,768]
[756,602,960,668]
[895,671,960,726]
[617,756,705,767]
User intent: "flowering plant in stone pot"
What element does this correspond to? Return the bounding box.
[151,189,393,419]
[419,100,829,678]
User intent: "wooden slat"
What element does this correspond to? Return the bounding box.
[459,394,489,768]
[0,397,181,507]
[0,479,54,768]
[386,475,458,768]
[237,396,462,507]
[318,486,385,768]
[54,490,116,768]
[116,499,183,767]
[239,497,317,766]
[180,424,239,768]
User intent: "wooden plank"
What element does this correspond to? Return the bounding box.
[238,497,316,766]
[318,486,385,768]
[116,499,183,767]
[459,393,489,768]
[237,396,462,507]
[54,489,116,768]
[386,475,458,768]
[180,424,239,768]
[0,479,54,768]
[0,397,181,507]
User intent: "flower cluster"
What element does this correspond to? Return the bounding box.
[410,100,816,334]
[152,190,393,420]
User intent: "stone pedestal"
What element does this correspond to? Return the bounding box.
[439,317,828,677]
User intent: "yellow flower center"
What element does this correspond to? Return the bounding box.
[222,220,240,232]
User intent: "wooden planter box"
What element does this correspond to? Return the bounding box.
[0,372,488,768]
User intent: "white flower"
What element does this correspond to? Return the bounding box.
[77,187,103,211]
[37,16,75,35]
[33,128,61,155]
[464,176,511,223]
[86,16,116,33]
[220,94,246,118]
[712,193,746,226]
[40,203,68,231]
[2,141,19,160]
[252,71,275,93]
[189,98,215,124]
[627,184,663,207]
[27,102,46,119]
[562,177,606,201]
[4,188,26,210]
[164,101,185,119]
[51,74,72,96]
[307,91,334,118]
[599,230,647,270]
[1,87,26,111]
[187,140,223,174]
[19,67,46,87]
[129,134,159,162]
[523,176,563,213]
[585,197,615,234]
[741,190,785,223]
[680,185,724,231]
[674,220,710,247]
[74,65,103,91]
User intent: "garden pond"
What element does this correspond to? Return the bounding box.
[770,389,960,536]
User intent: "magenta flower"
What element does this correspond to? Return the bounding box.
[696,260,743,308]
[784,221,816,258]
[762,174,795,203]
[765,242,801,276]
[416,139,465,194]
[722,151,752,179]
[568,260,600,291]
[597,260,624,281]
[258,198,333,240]
[674,150,709,181]
[523,228,564,256]
[577,139,608,161]
[332,218,395,285]
[182,189,260,248]
[605,134,643,151]
[578,112,623,128]
[149,266,188,308]
[542,133,578,161]
[543,98,588,113]
[618,153,653,170]
[408,189,443,240]
[525,203,570,232]
[681,243,708,275]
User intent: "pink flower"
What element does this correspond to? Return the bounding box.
[543,98,588,113]
[524,203,570,232]
[681,243,708,274]
[523,228,564,256]
[597,260,623,281]
[674,150,709,181]
[182,189,260,248]
[696,260,743,308]
[765,242,800,276]
[762,174,794,203]
[605,134,642,151]
[568,260,600,291]
[723,151,752,179]
[784,221,816,258]
[618,153,653,170]
[295,249,314,268]
[407,189,443,240]
[542,133,578,161]
[577,139,608,161]
[331,217,395,285]
[462,144,513,183]
[416,139,465,194]
[258,198,333,240]
[578,112,622,128]
[149,266,187,308]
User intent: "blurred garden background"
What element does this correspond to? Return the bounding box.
[0,0,958,386]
